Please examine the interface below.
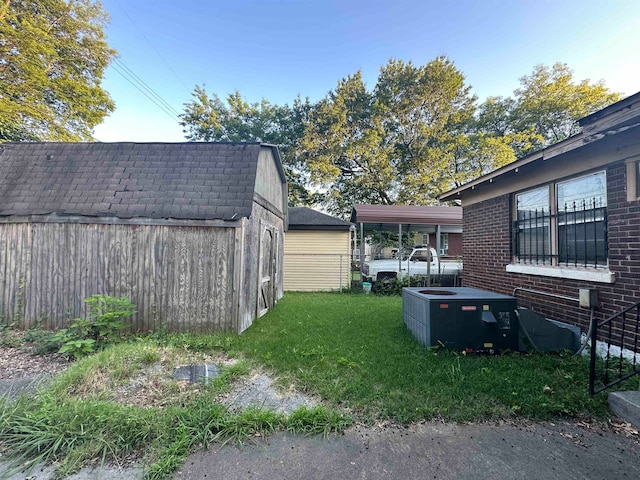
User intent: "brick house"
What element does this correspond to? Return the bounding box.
[439,92,640,339]
[0,142,287,333]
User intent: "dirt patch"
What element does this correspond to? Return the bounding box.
[0,341,70,381]
[220,372,319,414]
[0,339,317,415]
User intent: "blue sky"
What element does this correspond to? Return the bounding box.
[93,0,640,142]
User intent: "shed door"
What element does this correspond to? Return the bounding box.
[257,223,276,317]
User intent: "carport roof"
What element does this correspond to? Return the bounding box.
[350,204,462,231]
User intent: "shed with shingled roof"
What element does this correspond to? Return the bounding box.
[284,207,353,291]
[0,142,287,333]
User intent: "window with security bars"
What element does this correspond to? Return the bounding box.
[516,186,551,264]
[514,171,608,268]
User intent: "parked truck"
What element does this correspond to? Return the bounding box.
[361,246,462,286]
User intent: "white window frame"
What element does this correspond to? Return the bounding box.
[439,233,449,255]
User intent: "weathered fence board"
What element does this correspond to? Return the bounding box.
[0,222,237,332]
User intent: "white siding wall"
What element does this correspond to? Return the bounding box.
[284,230,351,291]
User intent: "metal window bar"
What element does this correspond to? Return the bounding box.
[589,302,640,395]
[582,199,598,268]
[516,201,607,267]
[515,207,552,265]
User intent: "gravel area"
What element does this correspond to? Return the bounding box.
[0,332,71,398]
[0,329,70,381]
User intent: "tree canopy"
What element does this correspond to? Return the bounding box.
[511,62,621,146]
[0,0,116,142]
[180,86,315,205]
[179,59,622,217]
[298,57,479,215]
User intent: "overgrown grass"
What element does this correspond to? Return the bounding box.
[227,292,612,423]
[0,292,623,478]
[0,338,349,479]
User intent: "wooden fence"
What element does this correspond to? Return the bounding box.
[0,222,237,332]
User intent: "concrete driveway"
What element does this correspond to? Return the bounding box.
[174,419,640,480]
[3,419,639,479]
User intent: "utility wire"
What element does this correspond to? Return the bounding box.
[113,58,182,117]
[112,0,192,95]
[11,0,184,129]
[110,61,180,122]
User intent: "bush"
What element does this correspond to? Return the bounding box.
[53,295,136,359]
[372,277,409,296]
[23,328,62,355]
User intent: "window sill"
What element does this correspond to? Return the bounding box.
[505,264,615,283]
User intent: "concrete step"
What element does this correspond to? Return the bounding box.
[609,390,640,428]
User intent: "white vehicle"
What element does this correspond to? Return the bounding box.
[362,246,462,285]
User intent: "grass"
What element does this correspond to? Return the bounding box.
[0,336,348,479]
[0,292,624,478]
[226,292,612,423]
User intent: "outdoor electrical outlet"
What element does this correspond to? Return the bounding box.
[579,288,599,308]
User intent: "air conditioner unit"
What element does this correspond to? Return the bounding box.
[402,287,519,352]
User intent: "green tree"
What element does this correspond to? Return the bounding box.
[455,96,543,181]
[300,71,396,215]
[301,57,477,215]
[180,86,315,205]
[512,63,621,146]
[0,0,116,142]
[375,57,477,201]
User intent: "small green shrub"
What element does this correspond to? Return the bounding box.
[84,294,136,340]
[53,295,136,360]
[58,338,97,360]
[372,277,408,296]
[0,324,21,348]
[23,328,62,355]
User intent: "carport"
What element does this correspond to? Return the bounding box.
[349,204,463,272]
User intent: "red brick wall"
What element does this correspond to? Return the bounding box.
[462,162,640,335]
[426,232,462,258]
[447,233,463,257]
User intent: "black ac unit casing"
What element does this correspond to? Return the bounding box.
[402,287,519,352]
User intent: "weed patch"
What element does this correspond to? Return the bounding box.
[0,337,348,479]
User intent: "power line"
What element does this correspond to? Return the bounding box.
[113,58,182,117]
[24,0,184,125]
[112,0,192,95]
[110,61,181,122]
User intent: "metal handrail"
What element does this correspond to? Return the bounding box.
[589,301,640,395]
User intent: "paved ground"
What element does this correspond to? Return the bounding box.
[3,419,639,479]
[174,420,640,480]
[3,369,640,479]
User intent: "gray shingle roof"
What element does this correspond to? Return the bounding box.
[0,142,267,221]
[288,207,352,230]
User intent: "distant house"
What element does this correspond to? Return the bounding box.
[0,142,288,333]
[440,92,640,336]
[284,207,352,291]
[350,204,463,258]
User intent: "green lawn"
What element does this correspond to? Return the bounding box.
[228,292,609,422]
[0,291,616,479]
